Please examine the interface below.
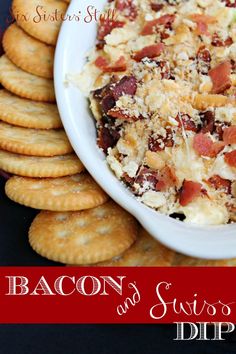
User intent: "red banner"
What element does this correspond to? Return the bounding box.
[0,267,235,324]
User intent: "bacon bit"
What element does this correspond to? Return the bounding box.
[208,175,231,194]
[225,150,236,167]
[141,15,175,35]
[211,141,226,156]
[215,121,231,140]
[223,0,236,7]
[94,56,109,70]
[149,128,174,152]
[197,46,211,75]
[122,172,135,187]
[176,113,198,132]
[223,126,236,145]
[115,0,138,20]
[195,21,209,36]
[179,180,203,207]
[156,60,173,79]
[156,166,177,192]
[104,56,127,72]
[135,167,158,190]
[209,61,232,94]
[97,19,125,41]
[199,111,215,134]
[108,108,138,121]
[95,56,127,73]
[97,126,120,153]
[102,94,116,114]
[112,75,137,100]
[212,33,233,47]
[231,59,236,71]
[133,43,165,62]
[151,3,164,12]
[190,14,216,24]
[193,133,225,158]
[135,166,177,192]
[190,14,216,36]
[96,40,106,50]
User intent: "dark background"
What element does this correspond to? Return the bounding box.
[1,1,236,353]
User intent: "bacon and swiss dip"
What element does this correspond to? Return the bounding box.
[77,0,236,225]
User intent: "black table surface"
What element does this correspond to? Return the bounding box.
[0,1,236,353]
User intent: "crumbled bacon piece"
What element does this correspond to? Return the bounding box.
[179,180,202,207]
[108,108,139,121]
[141,15,175,35]
[223,0,236,7]
[151,3,164,11]
[209,61,232,94]
[156,60,173,79]
[155,166,177,191]
[212,33,233,47]
[199,111,215,134]
[135,167,158,191]
[197,46,211,75]
[196,21,209,36]
[112,75,137,100]
[95,56,109,70]
[148,128,174,152]
[133,44,165,62]
[176,113,198,132]
[122,173,135,187]
[97,125,120,153]
[97,18,125,41]
[190,14,216,36]
[102,94,116,114]
[208,175,231,194]
[190,14,216,24]
[95,76,137,115]
[193,133,225,158]
[95,56,127,73]
[104,56,127,73]
[223,126,236,145]
[225,150,236,167]
[135,166,176,193]
[215,121,231,140]
[115,0,138,20]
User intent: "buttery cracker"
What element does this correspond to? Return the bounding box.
[28,201,137,264]
[173,253,236,267]
[74,228,175,266]
[0,55,55,102]
[0,122,72,156]
[12,0,67,46]
[3,24,54,79]
[5,173,109,211]
[0,150,84,178]
[0,90,61,129]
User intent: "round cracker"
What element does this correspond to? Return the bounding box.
[5,173,109,211]
[3,24,54,79]
[0,122,72,157]
[92,228,175,266]
[0,150,84,178]
[0,55,55,102]
[12,0,67,46]
[0,90,61,129]
[173,253,236,267]
[29,201,137,264]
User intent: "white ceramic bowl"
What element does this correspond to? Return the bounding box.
[55,0,236,260]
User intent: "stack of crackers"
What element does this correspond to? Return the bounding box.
[0,0,234,267]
